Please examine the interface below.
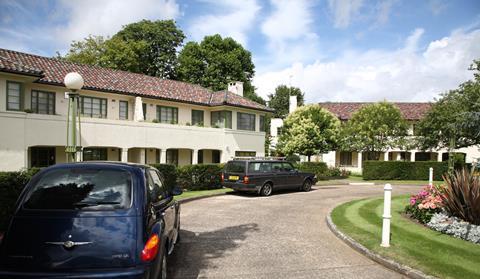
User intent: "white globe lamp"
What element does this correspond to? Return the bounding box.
[64,72,84,90]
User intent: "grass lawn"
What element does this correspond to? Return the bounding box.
[175,188,232,201]
[331,195,480,279]
[347,175,443,185]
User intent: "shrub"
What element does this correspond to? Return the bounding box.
[177,164,224,190]
[285,154,301,163]
[442,169,480,225]
[150,164,177,190]
[363,161,453,180]
[0,168,41,231]
[295,162,328,177]
[405,185,444,223]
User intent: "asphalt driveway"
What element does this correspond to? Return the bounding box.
[168,184,421,278]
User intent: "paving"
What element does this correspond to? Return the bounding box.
[168,184,422,278]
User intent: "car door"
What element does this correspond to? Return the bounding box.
[282,162,302,188]
[146,169,175,245]
[271,162,288,189]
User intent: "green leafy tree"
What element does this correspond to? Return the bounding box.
[268,85,305,118]
[177,34,264,104]
[278,105,340,161]
[61,20,185,78]
[340,102,409,160]
[416,60,480,150]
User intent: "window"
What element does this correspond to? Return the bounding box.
[6,81,22,111]
[248,162,272,173]
[192,110,204,126]
[83,148,108,161]
[211,111,232,128]
[119,100,128,120]
[212,150,221,163]
[30,147,55,167]
[340,151,353,166]
[147,169,167,203]
[259,115,265,132]
[157,106,178,124]
[81,96,107,118]
[166,149,178,166]
[225,161,246,173]
[282,162,295,172]
[235,151,256,157]
[23,168,132,210]
[142,103,147,120]
[271,162,283,172]
[237,112,256,131]
[31,90,55,115]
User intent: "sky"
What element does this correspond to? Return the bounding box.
[1,0,480,103]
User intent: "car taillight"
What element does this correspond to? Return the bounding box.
[141,234,159,262]
[243,176,249,184]
[221,173,224,183]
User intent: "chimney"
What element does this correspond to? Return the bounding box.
[228,81,243,97]
[289,95,297,114]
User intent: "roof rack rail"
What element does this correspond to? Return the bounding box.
[232,156,286,161]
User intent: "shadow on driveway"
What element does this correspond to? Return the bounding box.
[167,223,259,278]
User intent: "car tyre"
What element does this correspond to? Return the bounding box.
[302,180,312,192]
[260,183,273,196]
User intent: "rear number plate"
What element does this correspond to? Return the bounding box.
[229,175,239,181]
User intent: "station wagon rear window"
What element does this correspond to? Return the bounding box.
[225,161,246,173]
[23,168,132,210]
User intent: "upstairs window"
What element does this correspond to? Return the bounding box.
[31,90,55,115]
[192,110,204,126]
[119,100,128,120]
[211,111,232,128]
[81,96,107,118]
[237,112,255,131]
[6,81,22,111]
[157,106,178,124]
[259,115,266,132]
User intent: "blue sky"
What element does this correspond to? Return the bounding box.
[1,0,480,102]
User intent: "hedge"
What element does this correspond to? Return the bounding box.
[362,161,469,180]
[0,168,40,231]
[176,164,224,191]
[150,164,177,190]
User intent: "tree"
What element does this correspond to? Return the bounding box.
[340,102,409,160]
[61,20,185,78]
[268,85,305,118]
[177,34,265,104]
[416,60,480,150]
[277,105,340,161]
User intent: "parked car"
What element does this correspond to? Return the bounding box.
[221,159,317,196]
[0,162,181,279]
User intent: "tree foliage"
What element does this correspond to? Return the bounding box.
[61,20,185,79]
[268,85,305,118]
[177,34,265,104]
[340,102,409,160]
[416,60,480,150]
[277,105,340,161]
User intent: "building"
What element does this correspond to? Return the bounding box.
[319,102,480,173]
[0,48,271,171]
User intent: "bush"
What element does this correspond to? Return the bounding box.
[405,185,444,223]
[295,162,328,176]
[0,168,40,231]
[177,164,224,190]
[442,169,480,225]
[363,161,452,180]
[285,154,301,163]
[150,164,177,190]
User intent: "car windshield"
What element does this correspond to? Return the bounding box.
[23,168,132,210]
[225,161,246,173]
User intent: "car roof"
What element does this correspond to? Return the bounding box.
[228,160,287,163]
[45,161,151,170]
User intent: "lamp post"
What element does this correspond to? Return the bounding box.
[64,72,84,162]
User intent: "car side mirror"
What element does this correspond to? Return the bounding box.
[172,186,183,196]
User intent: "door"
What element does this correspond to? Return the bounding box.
[146,169,176,244]
[270,162,288,188]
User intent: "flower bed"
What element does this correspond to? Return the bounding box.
[427,213,480,244]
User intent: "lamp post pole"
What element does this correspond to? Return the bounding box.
[64,72,84,162]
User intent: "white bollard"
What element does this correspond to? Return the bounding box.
[428,167,433,187]
[381,183,392,247]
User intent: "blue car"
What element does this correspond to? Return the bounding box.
[0,162,181,279]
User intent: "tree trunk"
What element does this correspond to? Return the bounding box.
[308,155,311,162]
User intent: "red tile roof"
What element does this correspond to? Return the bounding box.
[319,102,432,121]
[0,48,271,112]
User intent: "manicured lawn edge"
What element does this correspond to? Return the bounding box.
[326,212,434,279]
[175,188,233,203]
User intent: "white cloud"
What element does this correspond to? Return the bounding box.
[375,0,398,25]
[186,0,260,46]
[253,28,480,103]
[328,0,364,28]
[56,0,180,47]
[256,0,319,71]
[428,0,448,15]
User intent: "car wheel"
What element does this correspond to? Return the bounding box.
[260,183,273,196]
[302,180,312,192]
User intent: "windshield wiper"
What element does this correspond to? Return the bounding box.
[73,201,121,208]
